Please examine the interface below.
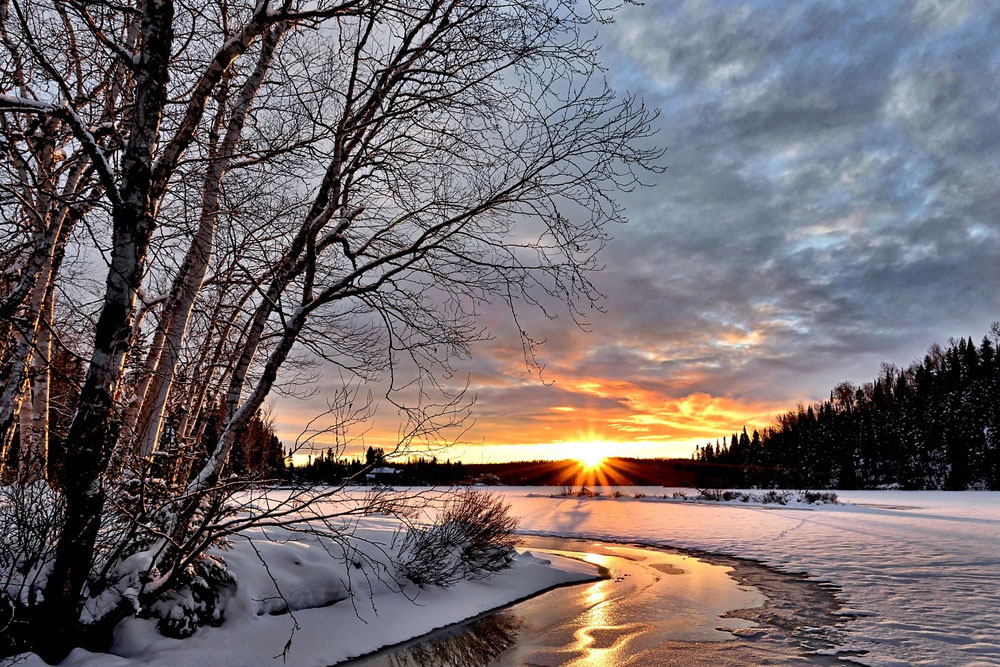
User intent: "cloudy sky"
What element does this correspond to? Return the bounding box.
[278,0,1000,462]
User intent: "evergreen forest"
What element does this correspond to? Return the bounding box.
[696,330,1000,489]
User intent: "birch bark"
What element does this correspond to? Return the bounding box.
[135,26,285,458]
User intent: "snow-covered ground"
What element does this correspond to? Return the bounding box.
[499,487,1000,666]
[18,487,998,666]
[20,513,596,667]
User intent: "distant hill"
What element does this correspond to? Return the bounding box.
[285,453,766,488]
[459,457,765,488]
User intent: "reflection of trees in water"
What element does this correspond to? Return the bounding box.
[388,611,524,667]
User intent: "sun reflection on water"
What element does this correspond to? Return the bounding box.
[573,553,629,666]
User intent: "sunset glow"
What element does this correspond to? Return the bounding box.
[273,386,790,463]
[570,443,607,470]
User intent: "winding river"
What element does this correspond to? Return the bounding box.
[347,536,854,666]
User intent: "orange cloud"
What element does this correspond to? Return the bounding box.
[272,324,807,463]
[273,376,797,464]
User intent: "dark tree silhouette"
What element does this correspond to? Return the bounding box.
[697,330,1000,490]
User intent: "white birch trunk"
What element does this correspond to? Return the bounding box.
[0,160,82,474]
[17,290,52,481]
[135,26,285,458]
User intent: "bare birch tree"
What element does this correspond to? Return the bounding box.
[1,0,660,659]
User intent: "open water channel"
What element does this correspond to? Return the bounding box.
[347,536,855,666]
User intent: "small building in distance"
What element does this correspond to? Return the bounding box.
[365,467,402,484]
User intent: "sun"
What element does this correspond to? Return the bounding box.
[577,450,606,470]
[571,442,607,470]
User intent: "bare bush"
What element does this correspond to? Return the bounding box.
[0,482,65,656]
[760,490,791,505]
[397,491,519,588]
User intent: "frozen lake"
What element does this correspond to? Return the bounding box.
[494,488,1000,665]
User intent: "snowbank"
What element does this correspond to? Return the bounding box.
[500,487,1000,666]
[22,512,596,667]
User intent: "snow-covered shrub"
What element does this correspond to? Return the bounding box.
[0,482,64,594]
[688,488,840,505]
[759,490,791,505]
[147,555,234,638]
[802,491,839,504]
[0,482,65,654]
[397,490,518,587]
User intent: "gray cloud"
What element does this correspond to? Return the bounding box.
[278,0,1000,457]
[572,0,1000,395]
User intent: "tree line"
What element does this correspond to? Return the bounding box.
[288,449,470,486]
[696,330,1000,490]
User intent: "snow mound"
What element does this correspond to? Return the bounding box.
[19,506,598,667]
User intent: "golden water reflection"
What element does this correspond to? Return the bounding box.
[502,542,764,666]
[348,538,767,667]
